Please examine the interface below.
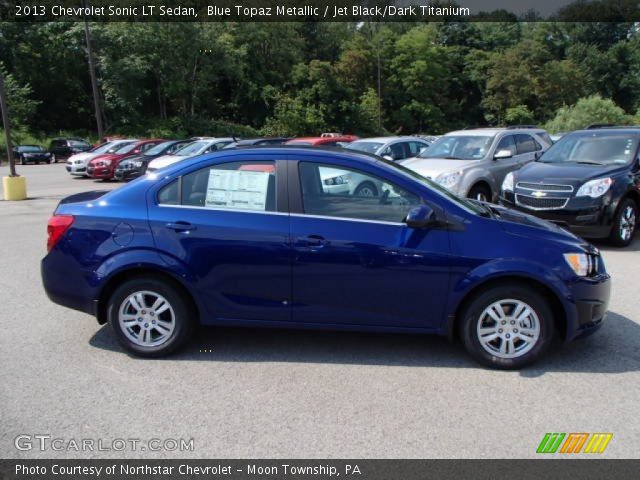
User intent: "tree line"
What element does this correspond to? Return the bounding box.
[1,20,639,143]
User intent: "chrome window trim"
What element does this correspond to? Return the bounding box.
[290,212,405,226]
[157,204,288,216]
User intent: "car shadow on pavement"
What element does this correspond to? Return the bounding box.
[89,311,640,375]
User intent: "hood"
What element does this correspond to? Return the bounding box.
[516,161,627,188]
[487,204,589,248]
[401,157,478,179]
[148,155,181,170]
[68,152,94,162]
[89,153,122,165]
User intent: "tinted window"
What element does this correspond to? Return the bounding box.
[496,135,517,155]
[408,141,427,156]
[515,134,537,154]
[345,141,384,154]
[420,135,494,160]
[158,161,276,212]
[299,162,421,223]
[51,140,66,148]
[539,133,639,165]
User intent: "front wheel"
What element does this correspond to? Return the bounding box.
[609,198,637,247]
[460,285,553,369]
[468,184,491,202]
[354,181,378,197]
[107,277,195,357]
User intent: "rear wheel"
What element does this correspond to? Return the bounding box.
[460,285,553,369]
[468,184,491,202]
[107,277,195,357]
[609,198,637,247]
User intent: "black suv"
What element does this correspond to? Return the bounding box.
[500,127,640,246]
[48,137,92,162]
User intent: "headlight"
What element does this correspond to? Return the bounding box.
[576,177,612,198]
[502,172,515,192]
[435,170,462,189]
[323,174,350,186]
[102,159,112,166]
[563,253,596,277]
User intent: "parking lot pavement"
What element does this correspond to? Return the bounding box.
[1,163,639,459]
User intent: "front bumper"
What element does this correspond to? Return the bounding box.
[566,272,611,340]
[67,162,88,175]
[88,165,114,179]
[500,192,613,239]
[114,166,144,181]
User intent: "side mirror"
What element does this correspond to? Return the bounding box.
[404,205,437,229]
[494,149,513,160]
[382,155,393,161]
[534,151,542,160]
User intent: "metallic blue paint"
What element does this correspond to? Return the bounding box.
[41,147,611,343]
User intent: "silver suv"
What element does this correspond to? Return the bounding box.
[401,127,552,202]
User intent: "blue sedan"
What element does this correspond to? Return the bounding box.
[41,147,611,368]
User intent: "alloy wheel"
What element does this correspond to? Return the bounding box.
[619,205,636,242]
[118,290,175,347]
[476,299,541,359]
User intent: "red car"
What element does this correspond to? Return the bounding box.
[87,139,165,180]
[285,135,358,147]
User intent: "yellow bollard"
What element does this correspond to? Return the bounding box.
[2,175,27,200]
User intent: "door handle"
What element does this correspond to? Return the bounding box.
[299,234,329,248]
[166,221,197,232]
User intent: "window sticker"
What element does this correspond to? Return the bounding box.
[205,169,270,211]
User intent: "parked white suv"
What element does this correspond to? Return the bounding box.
[401,127,552,202]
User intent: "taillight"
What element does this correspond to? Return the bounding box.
[47,215,74,252]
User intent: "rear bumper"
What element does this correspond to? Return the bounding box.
[500,194,613,239]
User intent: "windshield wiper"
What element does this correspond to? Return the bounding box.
[442,156,464,160]
[575,160,604,165]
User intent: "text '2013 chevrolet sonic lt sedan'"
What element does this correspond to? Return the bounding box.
[41,147,611,369]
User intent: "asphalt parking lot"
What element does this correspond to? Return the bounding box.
[1,162,639,459]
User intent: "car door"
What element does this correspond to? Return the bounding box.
[491,134,520,186]
[288,157,451,329]
[514,134,538,166]
[147,158,292,323]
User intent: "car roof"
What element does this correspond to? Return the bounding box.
[352,136,426,143]
[444,128,548,137]
[573,127,640,135]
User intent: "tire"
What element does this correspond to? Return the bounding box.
[468,184,491,203]
[107,277,195,357]
[459,284,554,369]
[609,198,637,247]
[354,181,378,197]
[51,154,57,163]
[20,156,25,165]
[48,157,53,164]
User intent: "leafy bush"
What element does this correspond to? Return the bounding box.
[544,95,634,133]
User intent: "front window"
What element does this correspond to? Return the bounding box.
[345,141,384,154]
[18,146,44,153]
[158,161,277,212]
[144,141,175,156]
[419,135,494,160]
[115,143,140,154]
[173,141,208,156]
[539,133,639,165]
[299,162,422,223]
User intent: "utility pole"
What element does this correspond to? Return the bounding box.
[83,16,104,141]
[0,70,16,176]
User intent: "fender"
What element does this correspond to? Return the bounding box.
[461,167,497,198]
[445,257,576,339]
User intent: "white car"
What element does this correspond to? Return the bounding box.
[344,136,431,161]
[147,138,235,173]
[66,139,137,176]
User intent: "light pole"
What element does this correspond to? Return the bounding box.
[0,70,16,176]
[84,15,104,141]
[1,68,26,200]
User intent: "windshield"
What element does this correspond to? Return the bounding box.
[144,141,175,156]
[378,158,487,216]
[345,141,384,154]
[174,141,207,156]
[115,143,140,154]
[538,133,639,165]
[419,135,494,160]
[18,146,44,152]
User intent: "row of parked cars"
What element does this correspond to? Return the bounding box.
[17,124,640,247]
